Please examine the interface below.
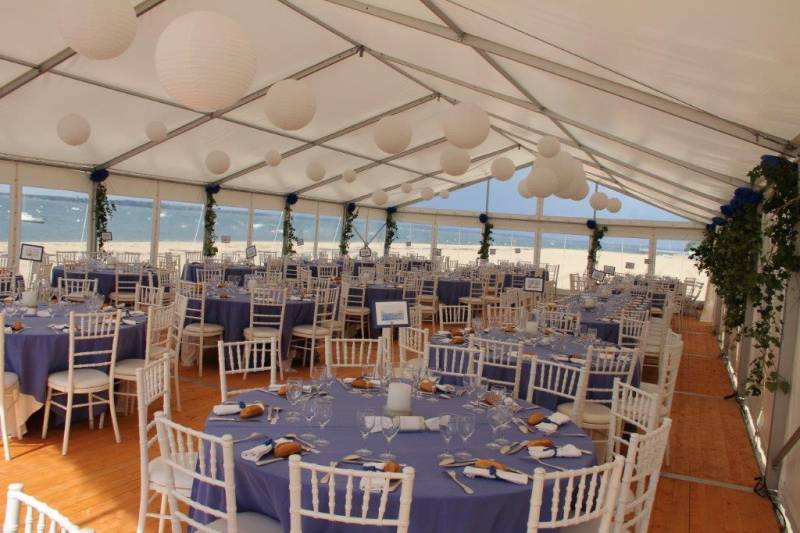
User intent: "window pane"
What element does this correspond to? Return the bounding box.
[491,228,535,263]
[348,218,368,257]
[412,181,487,212]
[105,195,152,258]
[395,222,432,258]
[596,236,649,275]
[159,200,204,254]
[488,169,536,216]
[367,218,386,257]
[540,233,590,288]
[252,208,283,254]
[22,187,89,260]
[543,194,595,219]
[655,239,708,297]
[0,184,10,255]
[292,211,316,257]
[215,205,249,253]
[437,225,481,264]
[317,214,341,258]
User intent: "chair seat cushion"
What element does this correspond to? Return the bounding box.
[345,307,370,315]
[292,325,330,337]
[149,345,174,360]
[459,297,483,305]
[4,371,18,389]
[207,512,282,533]
[109,291,135,301]
[48,369,109,391]
[639,382,659,394]
[416,304,434,312]
[114,358,145,379]
[184,322,224,335]
[557,401,611,425]
[244,326,280,338]
[148,454,196,493]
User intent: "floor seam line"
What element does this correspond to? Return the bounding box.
[661,472,755,494]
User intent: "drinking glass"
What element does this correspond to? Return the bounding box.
[323,366,337,393]
[285,378,303,422]
[587,328,598,343]
[493,405,512,447]
[461,373,478,411]
[300,398,317,441]
[314,397,333,447]
[356,408,375,456]
[437,415,455,461]
[379,415,401,461]
[455,413,476,461]
[310,366,325,391]
[486,407,505,449]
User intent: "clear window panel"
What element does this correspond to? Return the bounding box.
[252,208,283,255]
[655,239,708,297]
[596,185,685,222]
[596,236,649,275]
[0,184,10,255]
[491,228,535,263]
[395,222,432,258]
[539,233,590,289]
[216,205,249,255]
[412,181,487,212]
[488,169,537,216]
[348,217,368,257]
[158,200,204,255]
[367,218,386,257]
[437,225,482,265]
[292,211,316,258]
[543,194,595,219]
[21,187,89,263]
[105,195,152,258]
[317,214,342,259]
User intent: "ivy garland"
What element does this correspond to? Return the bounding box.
[690,155,800,395]
[283,193,299,256]
[586,219,608,274]
[203,184,220,257]
[383,206,398,256]
[340,202,358,256]
[89,169,115,251]
[477,213,493,260]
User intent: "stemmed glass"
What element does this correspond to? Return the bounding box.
[379,415,401,461]
[285,378,303,422]
[300,398,317,442]
[310,366,325,393]
[356,408,375,456]
[314,397,333,447]
[486,407,506,449]
[323,366,337,393]
[461,373,478,411]
[437,415,455,461]
[454,414,476,461]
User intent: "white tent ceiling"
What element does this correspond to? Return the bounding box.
[0,0,797,225]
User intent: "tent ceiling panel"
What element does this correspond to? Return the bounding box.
[597,174,715,222]
[224,54,428,140]
[58,0,350,102]
[306,167,420,203]
[359,0,444,23]
[376,176,445,208]
[449,0,800,140]
[114,120,301,182]
[390,130,513,175]
[0,1,70,63]
[0,60,29,87]
[0,72,200,165]
[225,145,371,194]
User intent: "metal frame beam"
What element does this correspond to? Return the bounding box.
[323,0,794,154]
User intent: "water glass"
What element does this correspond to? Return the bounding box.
[356,408,375,456]
[380,415,401,461]
[486,407,505,449]
[285,378,303,422]
[587,328,598,343]
[455,413,476,461]
[437,415,455,461]
[300,398,317,441]
[314,397,333,447]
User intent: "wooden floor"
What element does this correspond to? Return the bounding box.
[0,318,780,532]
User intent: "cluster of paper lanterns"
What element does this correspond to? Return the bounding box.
[517,136,590,202]
[589,192,622,213]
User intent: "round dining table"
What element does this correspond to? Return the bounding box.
[51,266,156,296]
[195,385,596,533]
[182,263,260,286]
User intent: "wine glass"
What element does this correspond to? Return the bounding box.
[454,413,476,461]
[494,405,512,447]
[437,415,455,461]
[323,366,337,393]
[461,373,478,411]
[356,408,375,456]
[285,378,303,422]
[379,415,401,461]
[300,398,317,442]
[310,366,325,392]
[486,407,505,449]
[314,397,333,447]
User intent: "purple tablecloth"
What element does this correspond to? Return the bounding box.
[194,387,595,532]
[436,279,471,305]
[182,264,257,286]
[51,266,155,296]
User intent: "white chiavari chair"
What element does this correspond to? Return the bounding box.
[244,287,287,380]
[604,380,661,462]
[426,344,483,386]
[42,310,122,455]
[569,273,586,294]
[640,331,682,464]
[438,304,471,330]
[526,356,590,422]
[217,339,278,400]
[3,483,92,533]
[408,305,422,328]
[525,456,624,533]
[156,268,178,303]
[316,264,337,279]
[288,454,415,533]
[473,338,524,398]
[178,281,224,377]
[154,414,278,532]
[342,284,370,338]
[416,277,439,325]
[307,277,332,291]
[134,284,165,312]
[0,271,16,299]
[618,317,649,349]
[324,336,386,372]
[398,327,428,365]
[291,287,339,373]
[458,280,485,318]
[196,266,224,285]
[110,263,143,306]
[57,278,97,302]
[1,314,20,461]
[538,309,580,335]
[484,305,525,329]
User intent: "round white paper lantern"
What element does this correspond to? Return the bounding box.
[439,189,450,199]
[265,149,282,167]
[443,102,490,149]
[59,0,137,60]
[607,198,622,213]
[145,121,167,143]
[550,151,576,192]
[57,114,91,146]
[420,187,435,201]
[526,166,559,198]
[372,190,388,206]
[205,150,230,175]
[440,146,471,176]
[306,161,325,182]
[400,182,413,194]
[374,115,412,154]
[538,135,561,158]
[491,157,515,181]
[342,169,357,183]
[264,79,316,131]
[517,178,534,199]
[156,12,256,112]
[570,177,589,201]
[589,191,609,211]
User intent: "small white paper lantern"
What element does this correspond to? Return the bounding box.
[342,169,357,183]
[374,115,412,154]
[517,178,534,199]
[145,121,167,143]
[306,161,325,182]
[59,0,137,60]
[589,191,609,211]
[551,151,576,192]
[526,166,558,198]
[538,135,561,158]
[155,11,257,112]
[265,149,282,167]
[57,114,91,146]
[571,177,589,201]
[264,79,316,131]
[607,198,622,213]
[420,187,435,201]
[372,190,388,206]
[205,150,230,175]
[491,157,515,181]
[443,102,490,149]
[440,146,471,176]
[400,182,413,194]
[439,189,450,199]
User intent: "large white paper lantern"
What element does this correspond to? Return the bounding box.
[264,79,316,131]
[517,178,534,199]
[400,182,413,194]
[145,121,167,143]
[59,0,137,60]
[607,198,622,213]
[205,150,230,174]
[420,187,435,201]
[439,189,450,199]
[155,11,256,112]
[374,115,412,154]
[372,190,388,206]
[265,149,282,167]
[57,114,91,146]
[440,146,471,176]
[589,191,609,211]
[443,102,490,149]
[551,151,576,193]
[491,157,515,181]
[306,161,325,182]
[526,166,558,198]
[538,135,561,158]
[570,177,589,201]
[342,169,357,183]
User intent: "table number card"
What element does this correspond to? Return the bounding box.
[297,238,304,246]
[359,247,371,258]
[591,269,606,281]
[489,248,496,256]
[19,243,44,262]
[101,232,112,241]
[523,277,544,293]
[433,248,442,256]
[514,248,521,254]
[221,235,231,244]
[245,245,257,259]
[625,261,635,269]
[603,265,616,275]
[405,241,412,247]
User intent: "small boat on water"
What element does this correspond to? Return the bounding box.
[21,211,45,223]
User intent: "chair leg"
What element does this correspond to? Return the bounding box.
[62,392,74,455]
[198,335,205,377]
[41,387,53,439]
[107,389,121,444]
[277,340,284,381]
[309,337,316,374]
[1,397,10,461]
[88,392,94,429]
[173,357,182,412]
[157,493,167,533]
[136,483,149,533]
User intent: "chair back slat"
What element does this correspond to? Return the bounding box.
[398,327,428,364]
[325,337,385,371]
[217,339,278,400]
[473,338,524,398]
[3,484,92,533]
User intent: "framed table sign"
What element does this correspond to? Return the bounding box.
[297,238,304,246]
[523,276,544,293]
[245,245,257,259]
[591,269,606,281]
[374,301,410,327]
[221,235,231,244]
[603,265,616,275]
[19,243,44,262]
[359,247,371,258]
[625,262,635,269]
[101,231,112,241]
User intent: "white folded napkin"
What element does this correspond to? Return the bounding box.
[36,310,51,318]
[463,466,528,485]
[122,319,137,326]
[436,330,450,336]
[528,443,582,459]
[359,463,392,492]
[129,310,146,316]
[4,327,11,334]
[534,412,572,434]
[342,377,381,387]
[367,415,445,433]
[240,437,290,463]
[48,323,69,331]
[102,306,115,312]
[212,403,242,416]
